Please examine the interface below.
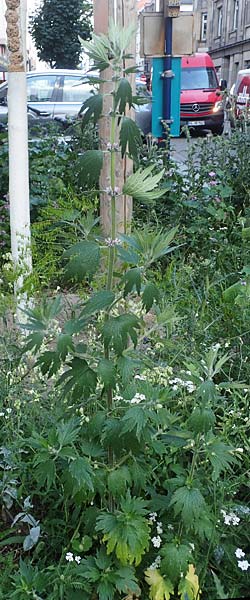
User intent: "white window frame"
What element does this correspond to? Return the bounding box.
[201,13,208,41]
[233,0,239,30]
[217,6,223,37]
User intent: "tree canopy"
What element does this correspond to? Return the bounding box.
[29,0,92,69]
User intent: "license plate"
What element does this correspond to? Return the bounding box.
[187,120,205,126]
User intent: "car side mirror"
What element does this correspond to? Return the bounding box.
[219,79,227,91]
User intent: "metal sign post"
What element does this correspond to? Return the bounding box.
[152,56,181,137]
[162,1,180,137]
[140,5,193,139]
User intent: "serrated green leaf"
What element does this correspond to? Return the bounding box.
[98,358,116,389]
[188,407,215,434]
[80,35,110,71]
[142,282,160,312]
[161,543,190,584]
[69,457,94,492]
[145,569,174,600]
[103,313,141,355]
[96,495,149,566]
[79,94,103,126]
[120,117,142,159]
[124,268,141,296]
[107,466,132,497]
[57,357,97,400]
[80,291,115,319]
[123,166,166,204]
[57,418,81,447]
[57,334,74,360]
[170,486,206,527]
[178,564,200,600]
[211,571,228,599]
[35,351,61,377]
[115,565,140,595]
[97,580,114,600]
[117,355,138,384]
[20,295,62,332]
[78,150,103,186]
[206,439,237,481]
[117,246,139,265]
[22,332,44,353]
[115,78,133,114]
[34,459,55,490]
[121,406,148,441]
[64,240,100,281]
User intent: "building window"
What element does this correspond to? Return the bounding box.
[217,6,223,37]
[233,0,239,30]
[201,13,207,41]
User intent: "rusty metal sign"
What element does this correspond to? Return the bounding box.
[140,12,194,57]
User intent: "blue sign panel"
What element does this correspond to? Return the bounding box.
[152,56,181,138]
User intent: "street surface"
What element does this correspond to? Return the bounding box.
[170,130,214,169]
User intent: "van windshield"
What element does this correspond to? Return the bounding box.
[181,67,218,90]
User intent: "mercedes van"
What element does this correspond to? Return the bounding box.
[180,53,224,133]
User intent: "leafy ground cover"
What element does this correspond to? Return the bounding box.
[0,23,250,600]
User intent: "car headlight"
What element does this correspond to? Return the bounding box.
[213,101,223,113]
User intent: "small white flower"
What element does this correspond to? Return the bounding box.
[131,393,146,404]
[156,403,163,409]
[221,509,240,526]
[157,522,163,535]
[135,374,147,381]
[235,447,244,453]
[65,552,74,562]
[235,548,245,559]
[238,560,250,571]
[189,543,195,551]
[149,512,157,523]
[105,237,122,247]
[152,536,162,548]
[75,555,81,564]
[167,524,174,530]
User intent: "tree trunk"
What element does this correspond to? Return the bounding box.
[94,0,137,236]
[5,0,32,318]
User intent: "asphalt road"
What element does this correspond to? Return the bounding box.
[170,130,215,169]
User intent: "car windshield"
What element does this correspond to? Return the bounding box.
[181,67,218,90]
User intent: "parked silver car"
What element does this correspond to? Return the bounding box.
[0,69,151,134]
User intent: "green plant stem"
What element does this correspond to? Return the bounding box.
[189,433,201,483]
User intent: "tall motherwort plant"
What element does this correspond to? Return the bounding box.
[13,22,246,600]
